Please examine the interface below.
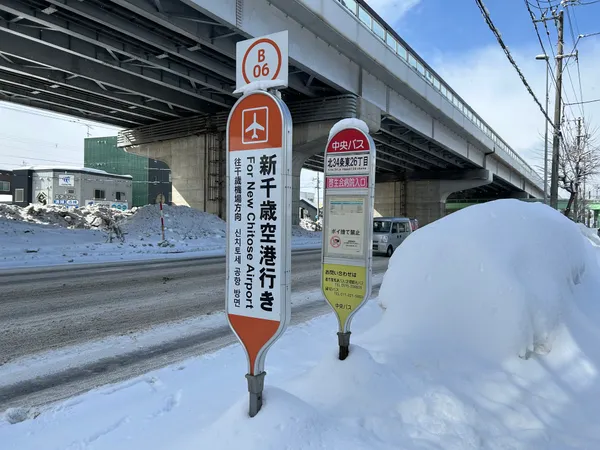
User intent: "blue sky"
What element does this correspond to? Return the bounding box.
[365,0,600,160]
[374,0,600,61]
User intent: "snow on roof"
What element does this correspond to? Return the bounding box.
[299,197,318,209]
[16,166,133,179]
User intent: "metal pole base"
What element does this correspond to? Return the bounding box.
[245,371,266,418]
[337,331,351,361]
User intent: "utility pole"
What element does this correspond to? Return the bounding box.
[314,175,321,223]
[535,54,550,204]
[574,117,582,221]
[549,9,564,210]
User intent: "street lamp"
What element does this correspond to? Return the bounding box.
[536,54,550,205]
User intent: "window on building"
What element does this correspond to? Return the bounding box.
[0,181,9,192]
[15,188,24,203]
[94,189,105,200]
[116,191,126,201]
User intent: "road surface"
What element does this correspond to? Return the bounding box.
[0,250,389,409]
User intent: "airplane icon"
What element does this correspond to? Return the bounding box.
[244,112,265,140]
[241,106,268,144]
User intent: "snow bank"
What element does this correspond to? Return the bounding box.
[121,204,226,241]
[0,204,321,268]
[577,223,600,247]
[328,118,370,140]
[376,199,590,360]
[0,203,121,230]
[4,199,600,449]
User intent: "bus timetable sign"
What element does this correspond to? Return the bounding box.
[226,89,293,417]
[321,121,376,360]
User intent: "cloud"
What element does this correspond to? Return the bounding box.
[364,0,422,24]
[431,37,600,179]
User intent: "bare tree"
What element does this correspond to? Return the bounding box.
[558,119,600,220]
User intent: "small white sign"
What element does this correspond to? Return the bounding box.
[236,31,288,91]
[326,197,366,258]
[58,174,74,187]
[325,153,371,175]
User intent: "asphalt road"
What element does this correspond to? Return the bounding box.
[0,250,390,409]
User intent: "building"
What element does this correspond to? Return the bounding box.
[11,167,132,210]
[300,190,316,204]
[299,198,318,221]
[0,168,12,204]
[84,136,171,207]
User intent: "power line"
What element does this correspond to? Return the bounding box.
[564,98,600,105]
[564,6,585,117]
[530,1,580,125]
[0,133,85,153]
[0,102,122,131]
[476,0,556,129]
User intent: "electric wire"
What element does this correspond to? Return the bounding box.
[476,0,555,129]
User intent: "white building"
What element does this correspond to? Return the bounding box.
[11,166,133,210]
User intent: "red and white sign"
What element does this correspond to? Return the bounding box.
[326,128,370,153]
[325,127,373,176]
[236,31,288,91]
[226,91,292,377]
[326,175,368,189]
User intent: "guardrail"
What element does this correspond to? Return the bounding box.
[337,0,544,189]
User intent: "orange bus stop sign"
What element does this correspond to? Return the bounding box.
[226,90,292,384]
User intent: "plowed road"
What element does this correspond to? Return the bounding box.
[0,250,389,409]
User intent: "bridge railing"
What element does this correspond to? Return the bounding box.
[337,0,544,189]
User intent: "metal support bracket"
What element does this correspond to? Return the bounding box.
[245,371,266,417]
[337,331,351,360]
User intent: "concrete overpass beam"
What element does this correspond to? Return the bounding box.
[123,119,342,224]
[405,170,493,226]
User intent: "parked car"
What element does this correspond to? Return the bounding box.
[372,217,413,257]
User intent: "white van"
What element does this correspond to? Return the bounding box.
[372,217,413,257]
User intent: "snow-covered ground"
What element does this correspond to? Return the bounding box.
[0,204,321,269]
[2,199,600,449]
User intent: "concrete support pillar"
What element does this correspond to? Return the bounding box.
[374,181,406,217]
[406,172,493,226]
[292,151,313,226]
[126,133,225,217]
[290,121,338,225]
[122,98,384,224]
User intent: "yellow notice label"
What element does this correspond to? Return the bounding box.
[322,263,367,331]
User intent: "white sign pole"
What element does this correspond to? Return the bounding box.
[226,31,291,418]
[320,124,376,360]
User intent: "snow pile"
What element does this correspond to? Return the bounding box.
[375,199,589,361]
[121,204,226,241]
[3,199,600,449]
[0,204,121,230]
[299,217,322,231]
[0,204,321,268]
[328,118,370,140]
[577,223,600,246]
